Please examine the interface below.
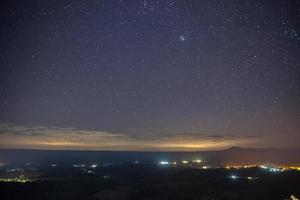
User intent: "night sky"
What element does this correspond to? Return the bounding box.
[0,0,300,151]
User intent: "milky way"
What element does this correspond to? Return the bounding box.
[0,0,299,150]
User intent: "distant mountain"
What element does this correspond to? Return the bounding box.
[219,146,300,165]
[0,147,299,166]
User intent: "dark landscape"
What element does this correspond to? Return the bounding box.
[0,148,300,200]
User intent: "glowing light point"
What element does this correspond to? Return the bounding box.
[159,161,169,165]
[230,175,238,179]
[192,159,202,163]
[90,164,98,168]
[260,165,267,169]
[73,164,86,168]
[290,195,299,200]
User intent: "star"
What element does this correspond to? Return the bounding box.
[179,34,186,42]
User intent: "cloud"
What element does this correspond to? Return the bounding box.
[0,123,287,151]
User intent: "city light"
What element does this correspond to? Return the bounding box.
[260,165,282,172]
[159,161,170,165]
[269,168,280,172]
[192,159,202,163]
[6,168,24,172]
[290,195,299,200]
[73,164,86,168]
[90,164,98,168]
[0,175,34,183]
[290,167,300,171]
[260,165,267,169]
[247,176,258,180]
[230,175,238,179]
[225,165,258,169]
[181,160,189,164]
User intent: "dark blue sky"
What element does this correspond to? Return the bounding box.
[0,0,299,150]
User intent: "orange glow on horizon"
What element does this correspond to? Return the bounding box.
[0,123,288,151]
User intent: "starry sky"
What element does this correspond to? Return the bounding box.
[0,0,300,151]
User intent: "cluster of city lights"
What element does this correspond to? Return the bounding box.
[260,165,285,172]
[290,195,299,200]
[6,168,24,172]
[81,168,94,174]
[0,175,34,183]
[225,165,257,169]
[229,175,258,180]
[225,164,300,172]
[283,166,300,171]
[158,159,202,166]
[71,162,115,168]
[70,163,101,174]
